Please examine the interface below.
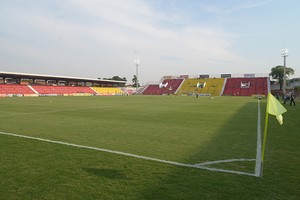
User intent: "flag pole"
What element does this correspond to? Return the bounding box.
[260,110,269,177]
[260,92,287,177]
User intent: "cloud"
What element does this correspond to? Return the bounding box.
[199,0,273,15]
[0,0,244,82]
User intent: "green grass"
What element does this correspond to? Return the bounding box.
[0,95,299,199]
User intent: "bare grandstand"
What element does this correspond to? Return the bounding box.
[142,73,270,96]
[0,71,286,97]
[0,71,126,97]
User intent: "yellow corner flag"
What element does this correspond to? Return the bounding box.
[260,92,287,177]
[267,92,287,125]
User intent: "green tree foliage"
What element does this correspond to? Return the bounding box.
[132,75,140,87]
[269,65,294,90]
[111,76,127,81]
[99,76,127,81]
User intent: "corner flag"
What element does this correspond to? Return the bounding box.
[260,92,287,177]
[267,92,287,125]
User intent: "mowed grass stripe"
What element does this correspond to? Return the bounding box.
[0,96,258,165]
[1,96,300,199]
[0,131,256,177]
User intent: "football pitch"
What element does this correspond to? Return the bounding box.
[0,95,299,199]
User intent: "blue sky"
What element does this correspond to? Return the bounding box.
[0,0,299,84]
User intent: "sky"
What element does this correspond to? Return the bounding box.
[0,0,299,85]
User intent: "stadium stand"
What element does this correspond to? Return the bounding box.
[222,77,268,96]
[0,84,127,97]
[176,78,225,96]
[32,85,97,95]
[121,87,136,95]
[0,84,36,97]
[0,71,127,97]
[141,85,160,95]
[142,79,184,95]
[0,72,272,98]
[92,87,125,95]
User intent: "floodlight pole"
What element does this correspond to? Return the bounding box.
[134,59,140,93]
[281,49,288,94]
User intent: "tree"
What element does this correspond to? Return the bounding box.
[269,65,294,90]
[110,76,127,81]
[132,75,140,87]
[99,76,127,81]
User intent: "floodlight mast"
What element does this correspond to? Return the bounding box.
[281,49,288,94]
[134,59,140,93]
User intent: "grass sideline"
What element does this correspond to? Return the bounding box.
[0,95,299,199]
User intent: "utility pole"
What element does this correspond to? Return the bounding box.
[134,59,140,93]
[281,49,288,94]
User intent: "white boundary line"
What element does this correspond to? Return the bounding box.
[0,131,256,177]
[255,99,262,177]
[194,158,255,166]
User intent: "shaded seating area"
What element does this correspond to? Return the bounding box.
[92,87,124,95]
[177,78,225,96]
[32,85,97,95]
[0,71,127,97]
[0,84,126,97]
[222,77,268,96]
[142,79,184,95]
[0,84,36,97]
